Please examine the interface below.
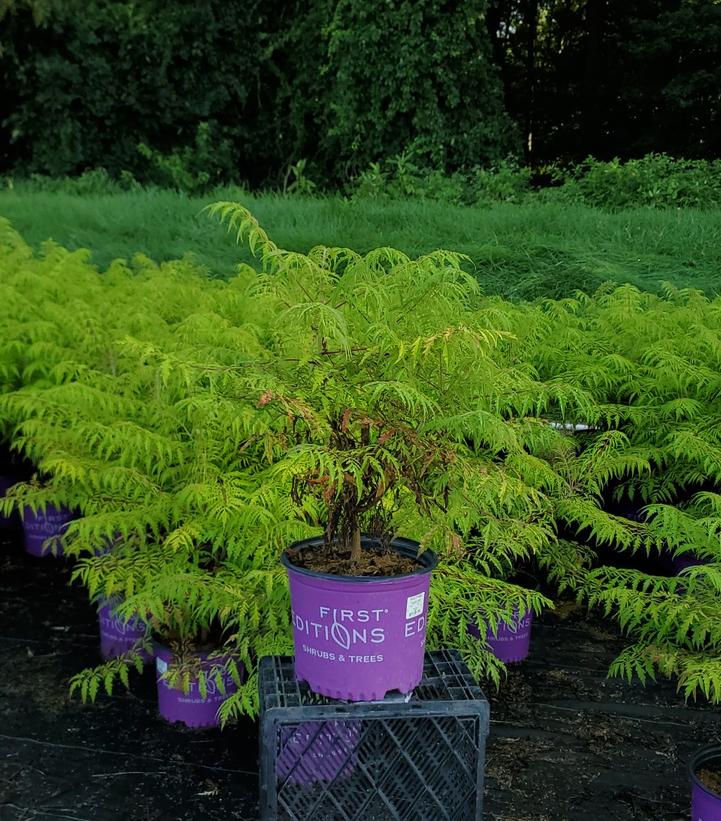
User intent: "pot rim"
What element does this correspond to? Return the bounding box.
[546,421,599,432]
[281,534,438,582]
[153,640,235,664]
[690,744,721,799]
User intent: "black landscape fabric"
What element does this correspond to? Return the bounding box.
[1,524,717,820]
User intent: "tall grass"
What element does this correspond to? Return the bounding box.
[1,185,719,299]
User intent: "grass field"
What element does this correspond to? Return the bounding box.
[2,185,720,299]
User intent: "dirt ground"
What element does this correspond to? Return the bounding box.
[1,522,718,820]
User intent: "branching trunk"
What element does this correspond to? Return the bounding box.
[350,525,362,565]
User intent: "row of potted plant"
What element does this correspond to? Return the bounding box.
[528,285,721,818]
[2,209,721,813]
[1,210,560,723]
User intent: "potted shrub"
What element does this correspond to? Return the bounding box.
[94,536,151,660]
[201,202,558,701]
[1,208,596,725]
[72,542,247,728]
[0,247,275,725]
[0,477,76,557]
[468,571,541,663]
[151,598,243,731]
[690,745,721,820]
[97,596,151,661]
[526,284,721,701]
[22,500,75,557]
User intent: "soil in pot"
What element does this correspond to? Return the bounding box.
[283,536,437,701]
[285,540,418,576]
[691,745,721,820]
[698,766,721,795]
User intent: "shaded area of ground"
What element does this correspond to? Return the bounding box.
[1,523,718,820]
[0,524,258,821]
[485,600,718,820]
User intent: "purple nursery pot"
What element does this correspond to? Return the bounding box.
[485,609,534,663]
[98,598,151,662]
[469,573,538,664]
[281,536,437,701]
[154,644,239,729]
[277,720,361,785]
[690,745,721,820]
[469,608,534,664]
[22,505,74,556]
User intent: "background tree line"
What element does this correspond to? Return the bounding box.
[1,0,719,188]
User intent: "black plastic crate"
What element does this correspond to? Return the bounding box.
[258,649,490,821]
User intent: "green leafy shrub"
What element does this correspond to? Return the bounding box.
[527,284,721,701]
[3,207,721,712]
[351,148,468,204]
[352,153,530,206]
[0,226,275,705]
[351,153,721,211]
[1,168,139,196]
[282,159,318,197]
[138,123,235,194]
[549,155,721,210]
[469,161,532,205]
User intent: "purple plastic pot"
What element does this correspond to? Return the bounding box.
[154,644,239,729]
[469,573,537,663]
[468,608,534,663]
[22,505,74,557]
[282,536,437,701]
[277,720,361,784]
[486,609,534,663]
[98,598,151,662]
[690,745,721,820]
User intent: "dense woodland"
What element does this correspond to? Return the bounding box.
[1,0,719,187]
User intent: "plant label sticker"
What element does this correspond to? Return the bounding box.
[156,658,168,675]
[406,592,425,620]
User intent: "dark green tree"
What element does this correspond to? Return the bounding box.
[487,0,721,164]
[325,0,519,176]
[1,0,518,185]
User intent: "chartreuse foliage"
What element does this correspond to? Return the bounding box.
[0,227,282,704]
[527,285,721,701]
[2,206,721,714]
[0,205,566,714]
